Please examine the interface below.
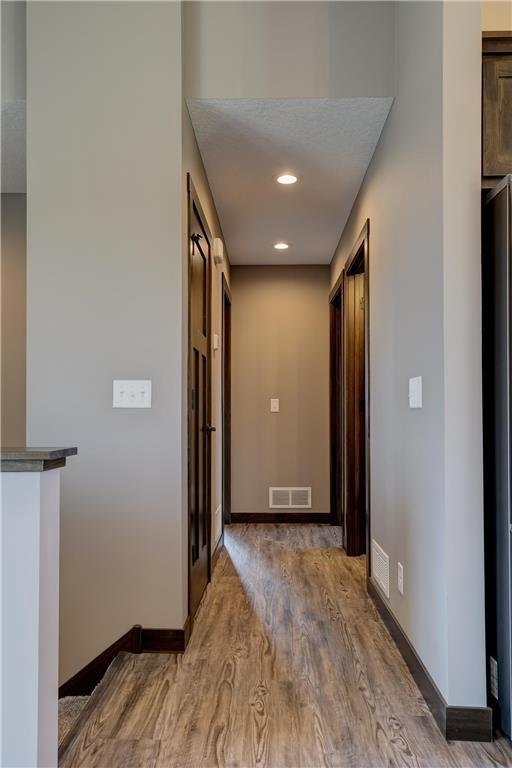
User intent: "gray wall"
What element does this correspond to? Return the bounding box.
[2,1,26,194]
[442,0,486,707]
[330,1,485,706]
[27,1,186,684]
[2,0,26,101]
[231,266,330,514]
[183,1,395,99]
[1,193,26,446]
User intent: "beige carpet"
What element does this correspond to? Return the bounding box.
[58,696,89,746]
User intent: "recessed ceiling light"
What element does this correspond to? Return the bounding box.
[274,242,289,250]
[276,173,298,185]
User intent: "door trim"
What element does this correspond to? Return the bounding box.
[187,173,212,619]
[344,219,370,574]
[329,273,345,532]
[222,273,232,526]
[330,220,371,571]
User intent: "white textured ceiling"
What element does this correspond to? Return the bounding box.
[188,98,393,265]
[2,101,26,193]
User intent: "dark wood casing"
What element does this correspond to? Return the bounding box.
[483,33,512,186]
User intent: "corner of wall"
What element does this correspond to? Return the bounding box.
[442,0,486,706]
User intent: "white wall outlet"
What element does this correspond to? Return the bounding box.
[270,398,280,413]
[113,380,152,408]
[490,656,498,699]
[408,376,422,409]
[397,562,404,595]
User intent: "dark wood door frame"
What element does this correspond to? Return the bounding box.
[330,220,371,574]
[187,174,213,620]
[329,272,345,533]
[344,258,366,558]
[222,273,232,526]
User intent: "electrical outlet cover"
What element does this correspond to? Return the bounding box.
[397,562,404,595]
[490,657,498,699]
[113,380,152,408]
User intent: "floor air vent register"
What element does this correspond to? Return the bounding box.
[371,538,390,598]
[269,487,312,509]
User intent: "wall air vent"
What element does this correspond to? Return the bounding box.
[269,487,312,509]
[371,539,390,598]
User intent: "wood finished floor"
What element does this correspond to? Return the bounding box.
[60,524,512,768]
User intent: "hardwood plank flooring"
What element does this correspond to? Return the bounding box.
[60,525,512,768]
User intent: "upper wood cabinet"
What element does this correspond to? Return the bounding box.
[483,34,512,181]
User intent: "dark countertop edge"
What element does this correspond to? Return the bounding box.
[0,447,78,461]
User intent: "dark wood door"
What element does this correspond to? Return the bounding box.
[483,56,512,177]
[343,267,366,556]
[188,179,212,619]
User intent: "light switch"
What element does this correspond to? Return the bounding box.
[213,333,220,351]
[113,380,152,408]
[270,398,280,413]
[408,376,422,409]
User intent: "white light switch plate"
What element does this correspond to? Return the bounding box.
[213,333,220,351]
[270,398,280,413]
[113,380,152,408]
[408,376,422,409]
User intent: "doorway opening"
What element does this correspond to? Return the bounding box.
[187,174,213,620]
[330,220,371,567]
[227,266,333,525]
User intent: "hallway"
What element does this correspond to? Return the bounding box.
[59,526,512,768]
